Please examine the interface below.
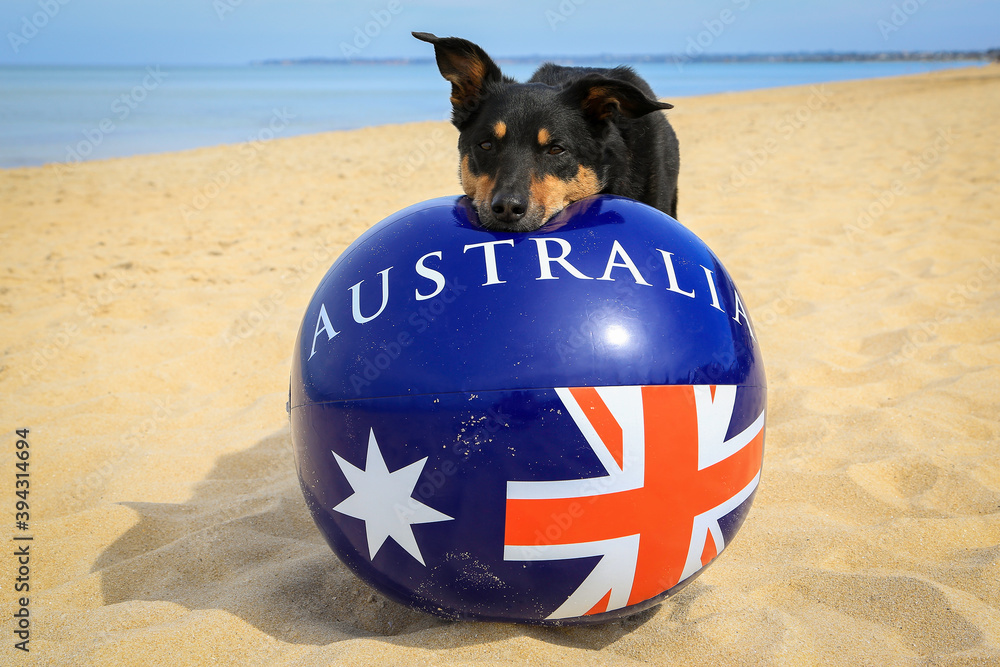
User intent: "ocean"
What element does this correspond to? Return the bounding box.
[0,60,986,168]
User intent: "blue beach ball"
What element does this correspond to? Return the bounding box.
[290,195,766,624]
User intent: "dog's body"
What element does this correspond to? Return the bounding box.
[414,32,680,232]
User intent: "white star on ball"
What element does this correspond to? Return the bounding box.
[331,428,453,566]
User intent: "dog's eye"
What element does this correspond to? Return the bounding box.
[479,141,493,151]
[547,145,566,155]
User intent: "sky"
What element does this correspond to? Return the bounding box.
[1,0,997,66]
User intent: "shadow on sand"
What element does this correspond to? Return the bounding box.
[95,428,688,650]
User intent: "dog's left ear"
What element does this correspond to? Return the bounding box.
[413,32,503,125]
[560,74,673,122]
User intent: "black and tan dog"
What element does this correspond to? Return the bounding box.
[414,32,680,232]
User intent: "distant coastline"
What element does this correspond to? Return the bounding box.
[255,49,999,67]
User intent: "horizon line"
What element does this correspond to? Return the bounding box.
[1,48,996,69]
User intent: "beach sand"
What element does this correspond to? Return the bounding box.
[2,64,998,665]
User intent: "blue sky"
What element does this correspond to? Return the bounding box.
[2,0,997,66]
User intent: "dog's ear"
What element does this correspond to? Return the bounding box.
[560,74,673,122]
[413,32,502,124]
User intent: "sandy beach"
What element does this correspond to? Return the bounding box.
[2,64,999,665]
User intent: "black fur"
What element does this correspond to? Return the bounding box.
[414,32,680,232]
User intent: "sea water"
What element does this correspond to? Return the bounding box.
[0,60,985,168]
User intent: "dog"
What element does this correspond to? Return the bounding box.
[413,31,680,232]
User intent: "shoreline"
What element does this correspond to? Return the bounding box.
[1,62,992,170]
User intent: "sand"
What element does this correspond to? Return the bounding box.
[2,64,998,666]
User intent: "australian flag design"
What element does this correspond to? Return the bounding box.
[294,381,765,624]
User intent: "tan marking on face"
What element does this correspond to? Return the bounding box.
[537,128,551,146]
[493,120,507,139]
[460,155,494,204]
[528,165,601,220]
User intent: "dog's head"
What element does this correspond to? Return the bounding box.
[414,32,672,232]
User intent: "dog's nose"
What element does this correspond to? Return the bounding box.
[491,193,527,224]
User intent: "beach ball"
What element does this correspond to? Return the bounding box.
[290,195,766,624]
